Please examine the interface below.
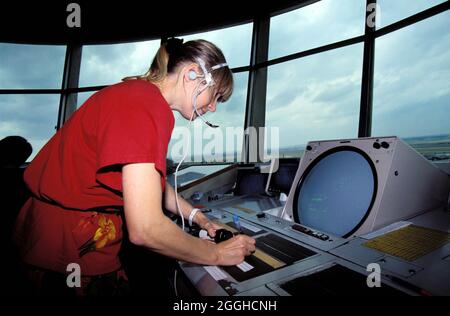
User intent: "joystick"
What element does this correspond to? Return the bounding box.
[214,229,234,243]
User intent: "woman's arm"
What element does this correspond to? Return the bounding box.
[163,182,221,237]
[122,163,255,266]
[163,182,195,220]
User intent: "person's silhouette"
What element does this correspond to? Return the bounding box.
[0,135,32,168]
[0,136,33,294]
[0,135,32,216]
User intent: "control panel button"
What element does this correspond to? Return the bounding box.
[291,224,329,241]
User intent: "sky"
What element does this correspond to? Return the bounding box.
[1,0,449,161]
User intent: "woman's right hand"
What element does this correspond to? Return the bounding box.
[214,234,256,266]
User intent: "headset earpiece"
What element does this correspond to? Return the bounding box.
[188,70,197,80]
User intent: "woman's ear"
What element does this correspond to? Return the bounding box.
[183,63,202,82]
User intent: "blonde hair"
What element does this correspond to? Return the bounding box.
[123,39,233,102]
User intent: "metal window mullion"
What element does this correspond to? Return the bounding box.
[358,0,376,138]
[57,43,82,130]
[242,16,270,163]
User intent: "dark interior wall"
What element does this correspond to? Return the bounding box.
[0,1,316,45]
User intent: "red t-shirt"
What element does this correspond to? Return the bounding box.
[13,80,174,275]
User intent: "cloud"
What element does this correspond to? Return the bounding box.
[0,44,66,89]
[373,94,450,138]
[79,40,160,87]
[0,94,59,160]
[181,23,253,68]
[373,10,450,128]
[266,43,363,147]
[269,0,366,59]
[377,0,446,28]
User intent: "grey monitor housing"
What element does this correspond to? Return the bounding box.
[283,136,450,237]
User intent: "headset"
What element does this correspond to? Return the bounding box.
[188,70,198,80]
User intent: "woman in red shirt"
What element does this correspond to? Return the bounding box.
[13,38,255,295]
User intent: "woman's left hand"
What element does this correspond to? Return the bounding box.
[196,213,223,238]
